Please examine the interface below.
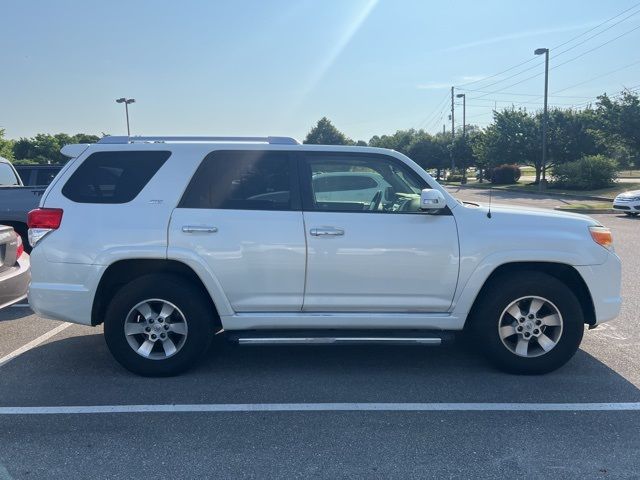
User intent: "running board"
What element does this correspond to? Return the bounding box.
[225,330,454,346]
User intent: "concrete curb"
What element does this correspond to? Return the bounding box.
[553,207,617,214]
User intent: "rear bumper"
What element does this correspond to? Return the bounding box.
[575,251,622,325]
[28,253,102,326]
[0,254,30,310]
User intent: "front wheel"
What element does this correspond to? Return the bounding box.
[468,272,584,374]
[104,274,216,376]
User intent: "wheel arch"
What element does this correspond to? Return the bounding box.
[92,258,221,327]
[464,262,596,328]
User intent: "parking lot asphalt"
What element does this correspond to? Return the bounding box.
[0,191,638,479]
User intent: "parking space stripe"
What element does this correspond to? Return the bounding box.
[1,402,640,415]
[0,322,72,368]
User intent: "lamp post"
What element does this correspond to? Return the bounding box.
[456,93,467,184]
[534,48,549,191]
[116,97,135,136]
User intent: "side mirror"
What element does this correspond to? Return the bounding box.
[420,189,446,211]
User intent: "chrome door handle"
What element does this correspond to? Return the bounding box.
[182,226,218,233]
[310,227,344,237]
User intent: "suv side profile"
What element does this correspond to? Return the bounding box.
[28,136,622,376]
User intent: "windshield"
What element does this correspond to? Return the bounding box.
[0,162,20,186]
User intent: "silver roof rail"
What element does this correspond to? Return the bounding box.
[97,136,300,145]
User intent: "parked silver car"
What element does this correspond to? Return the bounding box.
[0,224,30,309]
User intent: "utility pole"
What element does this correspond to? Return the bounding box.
[534,48,549,191]
[450,86,455,172]
[442,124,445,135]
[456,93,467,184]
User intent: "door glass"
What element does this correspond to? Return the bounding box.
[179,150,297,211]
[304,154,427,213]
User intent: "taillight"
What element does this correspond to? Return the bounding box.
[27,208,63,247]
[15,234,24,259]
[28,208,64,229]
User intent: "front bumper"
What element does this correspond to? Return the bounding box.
[0,254,31,309]
[575,251,622,325]
[613,199,640,212]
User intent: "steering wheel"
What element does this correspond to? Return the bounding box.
[369,190,383,211]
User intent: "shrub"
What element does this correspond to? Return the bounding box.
[446,174,464,182]
[489,164,521,184]
[552,155,617,190]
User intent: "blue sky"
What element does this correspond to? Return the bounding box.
[1,0,639,141]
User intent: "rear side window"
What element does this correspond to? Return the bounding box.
[0,163,20,186]
[62,151,170,204]
[178,150,299,210]
[313,175,379,192]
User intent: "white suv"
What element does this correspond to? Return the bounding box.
[28,136,622,376]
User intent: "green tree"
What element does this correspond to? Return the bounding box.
[479,108,541,182]
[13,132,100,164]
[369,129,418,154]
[0,129,14,160]
[595,91,640,168]
[304,117,354,145]
[408,131,450,180]
[544,108,602,167]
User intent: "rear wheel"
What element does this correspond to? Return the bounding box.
[468,272,584,374]
[104,274,216,376]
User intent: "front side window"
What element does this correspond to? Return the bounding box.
[302,153,427,213]
[62,151,170,204]
[179,150,298,211]
[0,163,20,186]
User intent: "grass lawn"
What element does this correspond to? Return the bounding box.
[555,201,613,211]
[441,179,635,200]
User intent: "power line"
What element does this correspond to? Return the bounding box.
[552,7,640,60]
[550,58,640,95]
[418,92,450,131]
[471,21,640,100]
[552,1,640,50]
[457,88,592,98]
[454,2,640,91]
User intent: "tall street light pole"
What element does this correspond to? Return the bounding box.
[456,93,467,184]
[534,48,549,191]
[116,97,136,136]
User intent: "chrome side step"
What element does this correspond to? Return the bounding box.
[237,337,442,346]
[226,330,454,346]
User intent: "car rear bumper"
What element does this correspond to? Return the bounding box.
[575,251,622,325]
[28,253,102,326]
[0,254,30,309]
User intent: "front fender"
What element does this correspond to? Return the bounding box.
[451,250,594,319]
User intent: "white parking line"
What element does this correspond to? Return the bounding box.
[0,322,72,368]
[0,402,639,415]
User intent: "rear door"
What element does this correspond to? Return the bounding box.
[168,150,306,312]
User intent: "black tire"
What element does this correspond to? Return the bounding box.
[104,274,216,376]
[468,271,584,374]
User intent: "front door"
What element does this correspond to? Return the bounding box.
[300,152,459,313]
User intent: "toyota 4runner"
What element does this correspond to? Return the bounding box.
[27,136,622,376]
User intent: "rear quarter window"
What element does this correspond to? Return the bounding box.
[0,162,20,186]
[62,151,170,204]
